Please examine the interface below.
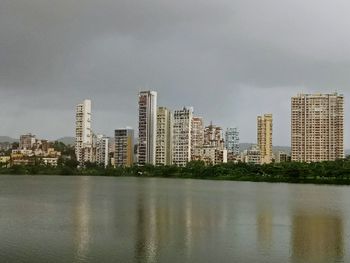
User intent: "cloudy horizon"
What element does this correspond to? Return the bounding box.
[1,0,350,146]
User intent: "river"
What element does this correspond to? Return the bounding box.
[0,176,349,262]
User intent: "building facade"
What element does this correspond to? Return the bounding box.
[257,114,273,164]
[96,135,109,167]
[156,107,172,165]
[242,145,261,165]
[191,117,204,160]
[115,128,134,167]
[225,128,240,155]
[291,93,344,162]
[192,123,227,165]
[19,133,36,150]
[172,107,193,166]
[75,99,93,165]
[138,91,157,165]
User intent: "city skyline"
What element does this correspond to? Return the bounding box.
[2,1,350,147]
[1,90,349,148]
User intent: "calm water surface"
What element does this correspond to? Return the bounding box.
[0,176,349,263]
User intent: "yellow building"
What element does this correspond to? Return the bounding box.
[0,156,11,167]
[115,128,134,167]
[257,114,273,164]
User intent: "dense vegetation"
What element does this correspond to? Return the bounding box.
[2,158,350,185]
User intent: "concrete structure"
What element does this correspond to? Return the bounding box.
[115,128,134,167]
[19,133,36,150]
[204,123,225,148]
[192,122,227,165]
[257,114,273,164]
[96,135,109,167]
[276,151,290,163]
[42,157,59,167]
[172,107,193,166]
[191,117,204,160]
[138,91,157,165]
[193,146,227,165]
[156,107,172,165]
[225,128,240,155]
[291,93,344,162]
[242,145,261,165]
[75,99,93,165]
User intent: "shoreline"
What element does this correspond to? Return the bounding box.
[1,172,350,186]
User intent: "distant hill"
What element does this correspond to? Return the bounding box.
[56,137,75,145]
[240,143,350,156]
[239,143,291,154]
[0,136,18,143]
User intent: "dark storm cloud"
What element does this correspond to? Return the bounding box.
[1,0,350,146]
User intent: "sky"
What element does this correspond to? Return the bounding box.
[1,0,350,146]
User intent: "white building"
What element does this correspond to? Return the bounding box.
[96,135,109,167]
[225,128,240,155]
[75,99,93,165]
[42,157,59,167]
[172,107,193,166]
[138,91,157,165]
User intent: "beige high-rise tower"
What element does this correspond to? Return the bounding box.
[257,114,273,164]
[291,93,344,162]
[156,107,172,165]
[172,107,193,166]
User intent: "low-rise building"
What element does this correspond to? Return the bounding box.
[42,157,59,167]
[0,156,11,167]
[242,145,261,165]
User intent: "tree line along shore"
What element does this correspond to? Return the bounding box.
[2,158,350,185]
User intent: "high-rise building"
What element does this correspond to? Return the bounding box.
[156,107,172,165]
[257,114,273,164]
[192,122,227,165]
[138,91,157,165]
[19,133,36,150]
[172,107,193,166]
[225,128,240,155]
[75,99,92,164]
[291,93,344,162]
[115,128,134,167]
[96,135,109,167]
[191,117,204,159]
[204,123,225,149]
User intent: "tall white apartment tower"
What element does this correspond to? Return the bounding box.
[138,91,157,165]
[291,93,344,162]
[75,99,92,164]
[172,107,193,166]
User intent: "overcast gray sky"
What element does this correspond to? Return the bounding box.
[1,0,350,146]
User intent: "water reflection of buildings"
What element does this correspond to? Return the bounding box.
[291,213,343,263]
[134,180,229,263]
[257,210,273,249]
[73,177,91,261]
